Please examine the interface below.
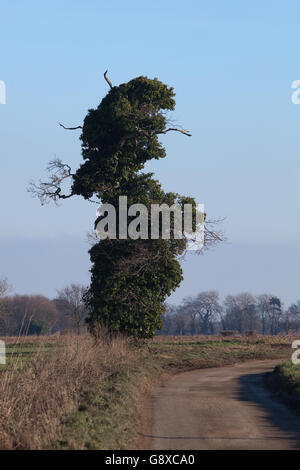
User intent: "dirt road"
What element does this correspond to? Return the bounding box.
[147,360,300,450]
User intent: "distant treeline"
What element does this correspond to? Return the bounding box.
[0,280,88,336]
[1,278,299,337]
[159,291,300,336]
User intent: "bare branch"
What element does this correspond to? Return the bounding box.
[104,70,113,89]
[47,159,73,175]
[200,218,226,253]
[59,123,82,130]
[178,217,225,260]
[28,158,75,205]
[157,128,192,137]
[86,231,99,246]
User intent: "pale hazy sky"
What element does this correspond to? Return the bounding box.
[0,1,299,305]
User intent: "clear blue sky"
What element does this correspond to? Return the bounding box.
[0,1,299,305]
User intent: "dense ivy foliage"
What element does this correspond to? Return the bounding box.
[74,77,196,337]
[72,77,175,201]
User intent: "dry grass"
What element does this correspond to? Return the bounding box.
[0,333,132,449]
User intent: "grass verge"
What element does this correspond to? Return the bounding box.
[264,361,300,417]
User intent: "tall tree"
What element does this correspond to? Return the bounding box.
[29,73,220,338]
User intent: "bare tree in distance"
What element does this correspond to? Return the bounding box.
[0,278,11,298]
[168,291,222,335]
[268,296,282,335]
[223,293,258,333]
[257,294,273,335]
[285,301,300,333]
[0,294,59,335]
[56,284,88,334]
[189,290,222,334]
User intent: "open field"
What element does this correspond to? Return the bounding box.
[0,333,297,449]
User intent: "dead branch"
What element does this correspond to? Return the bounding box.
[27,158,75,205]
[158,128,192,137]
[59,123,82,130]
[104,70,113,89]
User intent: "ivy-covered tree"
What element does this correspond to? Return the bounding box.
[29,72,221,338]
